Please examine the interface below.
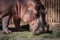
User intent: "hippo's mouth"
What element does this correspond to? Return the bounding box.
[28,18,41,34]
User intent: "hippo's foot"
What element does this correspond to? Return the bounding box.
[3,30,12,34]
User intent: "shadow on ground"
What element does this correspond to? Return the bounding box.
[9,24,30,32]
[0,24,30,32]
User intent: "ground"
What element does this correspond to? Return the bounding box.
[0,25,60,40]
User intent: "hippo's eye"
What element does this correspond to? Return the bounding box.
[30,4,33,6]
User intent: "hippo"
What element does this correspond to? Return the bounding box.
[0,0,49,34]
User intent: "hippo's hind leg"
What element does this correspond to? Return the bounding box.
[2,15,11,34]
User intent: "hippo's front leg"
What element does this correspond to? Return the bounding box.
[2,15,11,34]
[13,17,20,31]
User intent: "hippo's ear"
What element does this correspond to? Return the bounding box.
[27,1,35,7]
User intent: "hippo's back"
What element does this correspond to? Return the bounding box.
[0,0,15,12]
